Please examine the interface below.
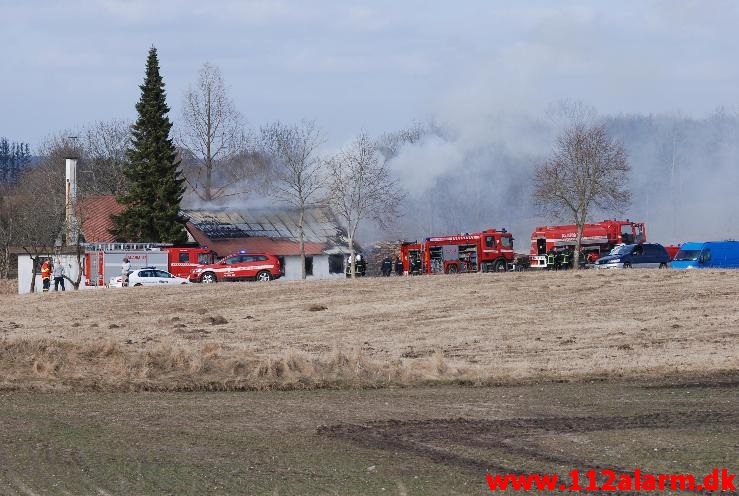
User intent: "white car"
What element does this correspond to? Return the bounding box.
[110,267,190,287]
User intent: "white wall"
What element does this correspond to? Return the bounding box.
[17,254,84,294]
[282,255,345,280]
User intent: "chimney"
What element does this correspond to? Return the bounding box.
[65,157,78,245]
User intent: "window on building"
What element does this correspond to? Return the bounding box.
[305,256,313,276]
[329,254,344,274]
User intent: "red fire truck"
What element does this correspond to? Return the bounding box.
[401,228,515,274]
[165,246,217,278]
[529,219,646,269]
[400,241,423,274]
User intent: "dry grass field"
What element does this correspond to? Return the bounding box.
[1,270,737,391]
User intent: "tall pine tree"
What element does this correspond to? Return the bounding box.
[112,46,187,244]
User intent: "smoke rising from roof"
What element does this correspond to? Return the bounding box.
[384,104,739,249]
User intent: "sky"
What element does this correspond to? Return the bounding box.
[2,0,739,148]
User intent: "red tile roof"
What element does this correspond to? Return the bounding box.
[78,195,125,243]
[187,223,327,257]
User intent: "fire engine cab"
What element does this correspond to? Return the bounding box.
[400,242,423,275]
[165,247,216,279]
[401,228,515,274]
[529,220,646,269]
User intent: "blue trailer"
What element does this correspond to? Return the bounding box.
[671,241,739,269]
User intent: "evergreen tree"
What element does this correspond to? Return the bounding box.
[11,142,31,183]
[0,139,9,183]
[112,46,187,244]
[0,138,30,184]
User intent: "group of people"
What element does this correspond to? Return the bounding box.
[381,256,403,277]
[345,253,367,277]
[39,258,66,292]
[545,248,580,270]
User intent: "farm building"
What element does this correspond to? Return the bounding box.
[20,194,353,283]
[182,206,351,280]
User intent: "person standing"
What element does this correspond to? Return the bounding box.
[53,259,66,291]
[382,256,392,276]
[121,257,131,287]
[395,256,403,276]
[40,259,51,292]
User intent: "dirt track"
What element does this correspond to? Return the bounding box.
[320,409,738,475]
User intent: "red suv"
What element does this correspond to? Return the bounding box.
[189,251,281,283]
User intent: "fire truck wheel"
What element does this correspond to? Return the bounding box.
[200,272,217,283]
[494,259,507,272]
[446,264,458,274]
[256,270,273,282]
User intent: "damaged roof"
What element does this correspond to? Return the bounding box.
[182,206,350,257]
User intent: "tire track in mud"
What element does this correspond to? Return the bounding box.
[318,410,739,495]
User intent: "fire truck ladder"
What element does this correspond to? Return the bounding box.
[83,242,173,251]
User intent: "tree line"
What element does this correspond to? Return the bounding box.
[0,138,32,185]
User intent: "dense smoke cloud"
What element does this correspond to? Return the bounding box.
[383,105,739,250]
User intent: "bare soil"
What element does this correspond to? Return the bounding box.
[0,377,735,495]
[0,270,737,391]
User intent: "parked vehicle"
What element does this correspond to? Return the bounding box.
[529,220,646,269]
[85,246,169,287]
[164,247,216,278]
[671,241,739,269]
[400,229,514,274]
[189,250,281,283]
[110,267,190,287]
[593,243,671,269]
[84,244,215,286]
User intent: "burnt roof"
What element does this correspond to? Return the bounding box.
[182,206,346,244]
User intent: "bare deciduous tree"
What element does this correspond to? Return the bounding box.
[13,162,67,291]
[326,133,405,278]
[375,122,426,163]
[534,123,631,268]
[261,121,324,279]
[80,120,132,195]
[0,189,18,278]
[179,62,248,201]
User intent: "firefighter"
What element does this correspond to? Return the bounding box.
[546,250,557,270]
[346,254,366,277]
[382,256,392,276]
[395,256,403,276]
[558,249,571,270]
[409,254,421,275]
[40,259,51,292]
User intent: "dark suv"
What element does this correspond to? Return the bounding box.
[594,243,671,269]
